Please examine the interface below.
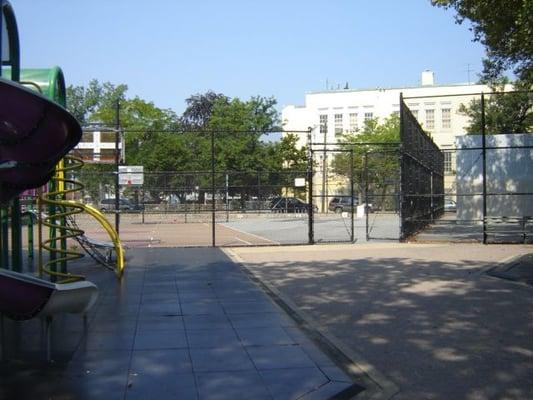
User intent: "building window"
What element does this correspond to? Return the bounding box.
[349,113,358,132]
[442,108,451,129]
[425,109,435,130]
[364,112,373,122]
[444,151,454,175]
[334,114,343,135]
[411,110,419,119]
[319,114,328,134]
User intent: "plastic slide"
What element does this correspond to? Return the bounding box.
[0,77,81,204]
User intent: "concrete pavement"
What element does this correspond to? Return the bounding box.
[226,243,533,400]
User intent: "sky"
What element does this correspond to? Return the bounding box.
[9,0,486,115]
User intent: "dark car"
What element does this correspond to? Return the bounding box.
[328,196,373,213]
[99,198,143,212]
[270,197,318,213]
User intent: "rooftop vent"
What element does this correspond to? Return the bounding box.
[421,70,435,86]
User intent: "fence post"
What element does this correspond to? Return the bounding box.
[481,92,487,244]
[226,173,229,223]
[399,93,405,241]
[364,152,369,241]
[211,130,216,247]
[307,128,314,244]
[114,99,121,235]
[350,150,355,243]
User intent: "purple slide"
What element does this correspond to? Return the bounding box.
[0,77,82,204]
[0,269,98,321]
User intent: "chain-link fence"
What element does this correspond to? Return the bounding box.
[402,90,532,244]
[68,89,531,247]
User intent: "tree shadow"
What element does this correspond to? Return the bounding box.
[242,255,533,400]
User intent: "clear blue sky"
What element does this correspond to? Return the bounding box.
[10,0,485,114]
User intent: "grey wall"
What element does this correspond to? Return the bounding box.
[455,134,533,220]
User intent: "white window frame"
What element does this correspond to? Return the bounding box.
[425,109,435,130]
[442,108,451,129]
[334,114,343,135]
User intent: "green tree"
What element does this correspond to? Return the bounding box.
[205,96,307,200]
[432,1,532,135]
[432,0,533,83]
[67,83,308,203]
[67,80,127,125]
[459,79,533,134]
[180,91,229,130]
[332,115,400,210]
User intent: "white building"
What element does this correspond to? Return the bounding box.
[282,71,513,200]
[74,130,123,163]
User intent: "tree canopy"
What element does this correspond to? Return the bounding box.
[180,91,229,130]
[432,1,532,134]
[66,81,308,201]
[432,0,533,83]
[331,115,400,210]
[459,78,533,134]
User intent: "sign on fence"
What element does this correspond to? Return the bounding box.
[294,177,306,187]
[119,166,144,185]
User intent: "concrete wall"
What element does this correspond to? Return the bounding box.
[456,134,533,220]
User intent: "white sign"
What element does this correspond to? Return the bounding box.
[119,166,144,185]
[294,177,306,187]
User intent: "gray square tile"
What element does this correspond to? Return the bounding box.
[179,289,217,302]
[228,312,296,328]
[196,371,271,400]
[140,294,179,304]
[186,328,241,348]
[181,301,226,316]
[136,315,185,332]
[236,326,296,346]
[221,300,280,315]
[57,372,129,400]
[247,345,316,370]
[69,350,131,374]
[89,317,138,333]
[125,372,197,400]
[130,349,193,375]
[134,329,188,350]
[259,367,329,400]
[190,347,255,372]
[183,315,233,330]
[83,331,135,351]
[138,303,181,317]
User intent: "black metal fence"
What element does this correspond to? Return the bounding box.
[308,141,401,244]
[399,95,444,240]
[400,89,532,244]
[69,89,531,247]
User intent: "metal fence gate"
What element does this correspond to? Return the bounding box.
[309,142,401,244]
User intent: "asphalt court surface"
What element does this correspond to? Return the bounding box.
[73,212,401,247]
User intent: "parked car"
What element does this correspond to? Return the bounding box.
[328,196,373,213]
[99,198,143,212]
[270,197,318,213]
[444,199,456,212]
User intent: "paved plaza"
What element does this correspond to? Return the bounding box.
[5,214,532,400]
[227,243,533,400]
[1,248,365,400]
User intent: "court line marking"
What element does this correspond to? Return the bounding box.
[234,237,252,245]
[220,224,280,245]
